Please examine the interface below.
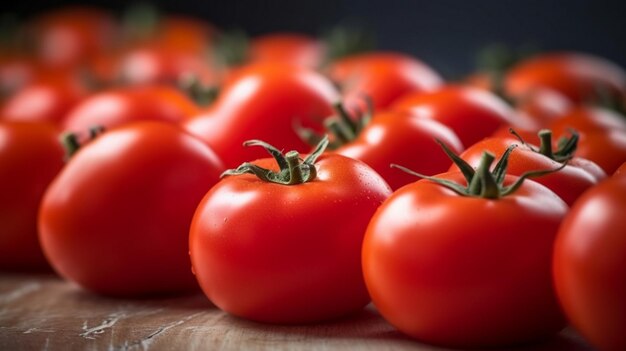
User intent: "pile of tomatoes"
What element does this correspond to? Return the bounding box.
[1,5,625,351]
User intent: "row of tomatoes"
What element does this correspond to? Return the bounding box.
[1,5,626,351]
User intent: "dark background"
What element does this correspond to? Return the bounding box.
[2,0,625,79]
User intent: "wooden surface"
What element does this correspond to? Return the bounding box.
[0,274,593,351]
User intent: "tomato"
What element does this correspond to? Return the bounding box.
[554,176,626,351]
[249,33,325,69]
[1,76,86,125]
[0,122,64,271]
[0,56,41,99]
[190,138,391,323]
[363,151,568,347]
[513,88,573,129]
[549,107,626,174]
[63,85,199,132]
[505,52,626,103]
[27,7,115,69]
[450,132,606,205]
[392,85,517,147]
[184,63,339,168]
[327,52,442,112]
[154,16,217,55]
[614,162,626,177]
[39,122,223,296]
[309,105,464,190]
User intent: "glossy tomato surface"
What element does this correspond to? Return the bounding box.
[0,122,64,271]
[190,153,391,323]
[554,177,626,351]
[363,172,568,348]
[39,122,224,296]
[336,111,463,190]
[184,63,339,168]
[392,85,517,147]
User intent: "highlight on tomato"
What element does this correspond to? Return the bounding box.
[190,137,391,324]
[0,122,64,272]
[39,121,224,296]
[553,176,626,351]
[363,144,568,348]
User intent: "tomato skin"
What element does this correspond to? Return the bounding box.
[393,85,517,147]
[336,111,464,190]
[614,162,626,177]
[450,137,606,205]
[505,52,626,103]
[0,122,64,271]
[249,33,325,69]
[1,77,85,125]
[184,63,339,168]
[63,85,198,132]
[553,177,626,351]
[363,172,568,347]
[190,153,391,323]
[328,52,442,112]
[39,122,224,296]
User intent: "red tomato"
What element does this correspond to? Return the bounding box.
[249,33,325,69]
[190,140,391,323]
[39,122,224,296]
[28,7,116,68]
[328,52,442,112]
[550,106,626,135]
[63,85,199,132]
[335,111,464,190]
[554,176,626,351]
[514,88,573,129]
[363,154,568,347]
[184,63,339,168]
[0,122,64,271]
[614,162,626,178]
[392,85,517,147]
[155,16,217,55]
[1,76,86,125]
[505,52,626,103]
[450,134,606,205]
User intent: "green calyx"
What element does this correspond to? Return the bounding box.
[178,73,219,106]
[60,125,106,161]
[322,21,376,63]
[122,2,160,41]
[221,136,329,185]
[392,140,566,199]
[295,98,372,150]
[509,128,577,163]
[213,29,249,68]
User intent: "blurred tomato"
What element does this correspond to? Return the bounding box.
[249,33,325,69]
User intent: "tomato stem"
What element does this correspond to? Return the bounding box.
[179,73,219,106]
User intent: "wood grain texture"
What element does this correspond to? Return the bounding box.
[0,274,593,351]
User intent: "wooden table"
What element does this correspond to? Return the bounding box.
[0,274,594,350]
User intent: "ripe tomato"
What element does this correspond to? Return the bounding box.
[451,132,606,205]
[249,33,325,69]
[327,52,442,112]
[549,107,626,174]
[513,88,573,129]
[27,7,115,69]
[184,63,339,168]
[614,162,626,177]
[363,151,568,347]
[63,85,199,132]
[392,85,517,147]
[505,52,626,103]
[554,176,626,351]
[39,122,224,296]
[1,76,86,125]
[321,108,464,190]
[0,122,64,271]
[190,139,391,323]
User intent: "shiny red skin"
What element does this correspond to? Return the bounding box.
[392,85,517,147]
[184,63,339,168]
[1,77,85,125]
[63,85,199,133]
[554,177,626,351]
[39,122,224,296]
[505,52,626,103]
[363,172,568,347]
[249,33,325,69]
[328,52,443,112]
[190,153,391,323]
[0,122,64,271]
[450,137,606,206]
[336,111,464,190]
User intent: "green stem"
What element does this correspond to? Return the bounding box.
[538,129,554,159]
[285,151,304,184]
